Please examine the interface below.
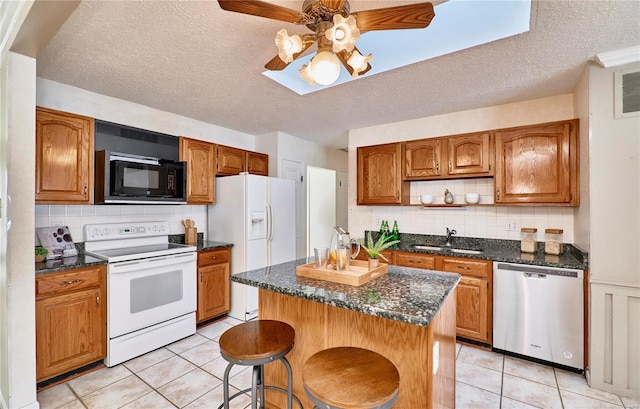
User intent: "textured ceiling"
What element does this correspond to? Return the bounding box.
[36,0,640,149]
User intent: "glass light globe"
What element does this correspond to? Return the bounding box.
[310,50,341,85]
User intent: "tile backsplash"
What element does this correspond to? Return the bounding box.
[35,205,208,245]
[353,178,575,243]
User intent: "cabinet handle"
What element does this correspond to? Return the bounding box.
[457,265,472,270]
[396,190,400,199]
[496,188,501,201]
[96,292,100,307]
[60,279,82,286]
[209,256,217,260]
[449,161,453,173]
[436,162,439,172]
[83,184,88,197]
[200,271,203,282]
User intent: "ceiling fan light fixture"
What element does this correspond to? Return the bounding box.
[307,49,341,85]
[347,50,372,78]
[325,14,359,53]
[299,63,319,86]
[275,29,303,63]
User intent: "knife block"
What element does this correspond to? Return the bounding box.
[185,227,197,245]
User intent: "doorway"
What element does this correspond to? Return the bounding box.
[306,166,336,257]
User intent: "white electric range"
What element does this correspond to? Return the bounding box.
[84,221,197,367]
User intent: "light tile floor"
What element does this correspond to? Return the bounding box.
[38,317,640,409]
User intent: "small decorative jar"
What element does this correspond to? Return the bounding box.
[545,228,564,255]
[520,228,537,253]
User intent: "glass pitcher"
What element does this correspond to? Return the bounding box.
[329,226,361,270]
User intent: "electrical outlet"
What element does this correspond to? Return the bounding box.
[51,220,63,227]
[506,221,519,231]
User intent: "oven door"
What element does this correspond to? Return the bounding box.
[108,252,196,338]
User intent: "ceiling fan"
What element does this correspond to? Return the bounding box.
[218,0,435,86]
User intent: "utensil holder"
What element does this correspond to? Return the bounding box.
[185,227,197,245]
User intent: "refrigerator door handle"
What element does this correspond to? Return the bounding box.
[266,204,274,242]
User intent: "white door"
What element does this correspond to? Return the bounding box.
[307,166,336,257]
[337,169,348,230]
[281,158,305,259]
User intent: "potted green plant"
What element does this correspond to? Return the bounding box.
[360,232,400,269]
[35,246,48,262]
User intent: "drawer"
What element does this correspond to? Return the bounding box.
[198,248,231,267]
[395,252,436,269]
[36,266,104,297]
[440,257,491,278]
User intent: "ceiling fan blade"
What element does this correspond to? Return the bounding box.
[337,47,372,77]
[352,2,435,33]
[218,0,304,23]
[264,36,315,71]
[320,0,345,10]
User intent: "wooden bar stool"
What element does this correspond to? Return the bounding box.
[218,320,302,409]
[302,347,400,409]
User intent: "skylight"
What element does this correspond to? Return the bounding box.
[263,0,531,95]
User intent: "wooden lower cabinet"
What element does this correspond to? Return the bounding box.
[392,251,493,345]
[439,257,492,344]
[36,265,106,382]
[197,248,231,322]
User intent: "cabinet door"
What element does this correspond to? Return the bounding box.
[494,120,578,205]
[405,138,442,178]
[357,143,407,205]
[180,137,216,204]
[394,251,436,269]
[197,263,231,322]
[447,132,492,176]
[35,107,94,204]
[455,276,490,343]
[217,145,246,175]
[36,287,105,381]
[246,152,269,176]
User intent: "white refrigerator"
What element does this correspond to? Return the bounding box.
[208,174,296,321]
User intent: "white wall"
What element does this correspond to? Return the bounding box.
[3,52,38,409]
[573,65,591,251]
[347,94,576,242]
[587,61,640,398]
[33,79,260,241]
[588,62,640,287]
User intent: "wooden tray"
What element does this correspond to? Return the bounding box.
[296,260,388,286]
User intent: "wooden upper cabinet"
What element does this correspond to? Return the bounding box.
[216,145,246,175]
[36,107,94,204]
[246,151,268,176]
[357,143,409,205]
[179,137,216,204]
[494,119,579,206]
[405,138,442,178]
[447,132,492,176]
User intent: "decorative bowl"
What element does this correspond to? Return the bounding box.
[420,194,434,204]
[465,193,480,204]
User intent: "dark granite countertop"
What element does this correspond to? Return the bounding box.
[370,232,588,270]
[35,254,107,275]
[230,257,460,327]
[36,236,233,274]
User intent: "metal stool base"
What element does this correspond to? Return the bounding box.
[218,358,302,409]
[304,383,398,409]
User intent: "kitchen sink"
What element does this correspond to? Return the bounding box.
[450,248,483,255]
[413,245,443,251]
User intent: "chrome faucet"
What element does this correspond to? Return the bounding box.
[445,227,457,247]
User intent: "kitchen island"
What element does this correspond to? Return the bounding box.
[231,258,460,409]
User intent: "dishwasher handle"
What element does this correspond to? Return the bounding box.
[495,262,583,278]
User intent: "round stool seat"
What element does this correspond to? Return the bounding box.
[303,347,399,409]
[219,320,295,364]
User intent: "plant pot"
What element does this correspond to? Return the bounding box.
[35,254,46,263]
[368,258,380,270]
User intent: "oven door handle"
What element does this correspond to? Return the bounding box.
[109,253,196,274]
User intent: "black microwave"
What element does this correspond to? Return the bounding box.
[95,150,187,204]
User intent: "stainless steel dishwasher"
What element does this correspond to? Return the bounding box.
[493,262,584,370]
